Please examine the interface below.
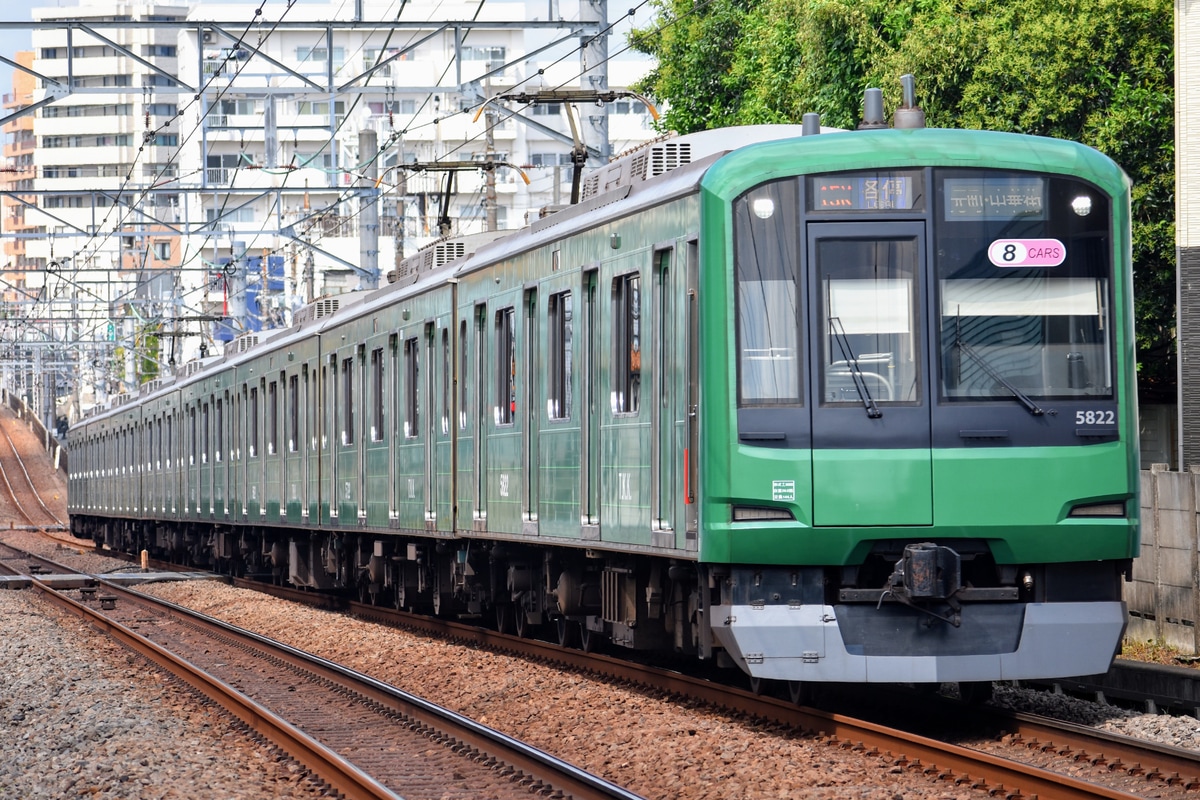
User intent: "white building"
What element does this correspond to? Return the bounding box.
[14,0,655,415]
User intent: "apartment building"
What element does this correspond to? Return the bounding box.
[8,0,655,417]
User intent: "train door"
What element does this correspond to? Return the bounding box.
[423,322,436,527]
[580,268,600,536]
[806,222,932,526]
[651,247,676,548]
[522,288,539,532]
[684,240,699,550]
[474,304,488,524]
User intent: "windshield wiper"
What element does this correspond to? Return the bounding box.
[954,318,1044,417]
[828,317,882,419]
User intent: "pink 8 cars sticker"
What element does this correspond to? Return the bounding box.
[987,238,1066,268]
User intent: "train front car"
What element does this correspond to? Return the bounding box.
[699,127,1138,686]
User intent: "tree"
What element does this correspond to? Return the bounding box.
[631,0,1175,400]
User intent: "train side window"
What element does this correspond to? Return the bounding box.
[249,386,259,458]
[612,273,640,415]
[404,337,420,437]
[370,347,384,442]
[496,307,516,425]
[548,290,572,420]
[341,357,355,445]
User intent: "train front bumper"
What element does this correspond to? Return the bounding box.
[709,600,1127,683]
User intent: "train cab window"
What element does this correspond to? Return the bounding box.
[934,171,1114,401]
[548,290,572,420]
[404,337,420,437]
[734,180,801,405]
[816,236,920,406]
[612,274,640,414]
[496,308,516,425]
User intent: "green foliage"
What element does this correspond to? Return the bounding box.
[630,0,1176,398]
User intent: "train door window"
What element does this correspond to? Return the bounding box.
[734,179,801,405]
[202,402,210,464]
[612,273,641,414]
[215,398,224,462]
[817,237,920,405]
[548,290,572,421]
[289,375,299,452]
[341,357,355,445]
[404,337,420,438]
[189,406,197,465]
[370,347,384,441]
[496,307,516,425]
[249,386,259,458]
[233,390,242,461]
[166,416,173,468]
[459,320,469,431]
[267,380,279,455]
[441,328,450,435]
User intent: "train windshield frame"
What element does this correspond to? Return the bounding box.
[933,169,1114,404]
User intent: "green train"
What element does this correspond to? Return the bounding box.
[69,91,1138,692]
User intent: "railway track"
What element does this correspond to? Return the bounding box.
[13,531,1200,800]
[0,409,63,530]
[0,546,644,800]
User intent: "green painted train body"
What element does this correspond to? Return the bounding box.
[68,122,1137,686]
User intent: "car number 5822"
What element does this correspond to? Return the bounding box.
[1075,410,1115,425]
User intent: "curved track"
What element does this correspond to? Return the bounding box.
[0,412,62,529]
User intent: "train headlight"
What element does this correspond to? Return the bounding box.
[751,197,775,219]
[1071,195,1092,216]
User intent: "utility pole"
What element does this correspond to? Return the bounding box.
[359,129,380,288]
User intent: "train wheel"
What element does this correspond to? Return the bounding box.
[555,618,576,648]
[494,603,514,634]
[788,681,810,706]
[749,676,765,695]
[579,623,601,653]
[515,608,539,639]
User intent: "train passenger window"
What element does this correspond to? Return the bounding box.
[404,337,420,437]
[370,348,384,441]
[734,179,801,405]
[935,170,1114,401]
[267,381,279,455]
[341,357,355,445]
[496,308,516,425]
[612,274,640,415]
[548,291,572,420]
[816,237,920,406]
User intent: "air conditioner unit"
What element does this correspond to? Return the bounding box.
[202,29,216,45]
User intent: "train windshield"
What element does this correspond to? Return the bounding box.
[934,170,1114,402]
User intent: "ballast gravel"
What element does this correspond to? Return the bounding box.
[7,530,1200,799]
[0,584,333,800]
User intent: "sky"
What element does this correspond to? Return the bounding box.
[0,0,39,87]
